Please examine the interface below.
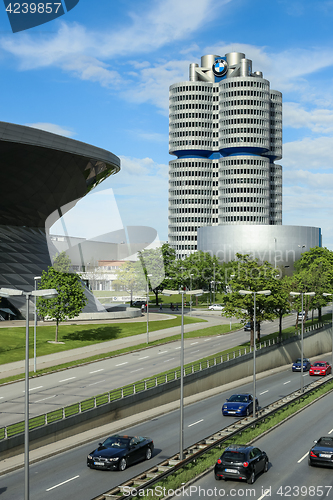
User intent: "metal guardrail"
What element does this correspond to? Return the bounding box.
[0,321,327,441]
[91,374,333,500]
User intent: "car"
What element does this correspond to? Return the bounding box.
[132,300,146,307]
[87,434,154,471]
[308,436,333,467]
[309,361,332,376]
[297,311,308,321]
[214,444,269,483]
[244,322,258,331]
[222,393,259,417]
[208,304,224,311]
[292,358,311,372]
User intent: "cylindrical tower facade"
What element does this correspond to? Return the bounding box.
[168,52,283,258]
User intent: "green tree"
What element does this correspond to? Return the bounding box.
[139,244,175,305]
[113,261,146,305]
[37,265,88,343]
[52,251,71,273]
[294,247,333,321]
[222,254,290,345]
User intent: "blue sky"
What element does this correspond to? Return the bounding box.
[1,0,333,249]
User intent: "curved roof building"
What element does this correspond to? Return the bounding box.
[0,121,120,318]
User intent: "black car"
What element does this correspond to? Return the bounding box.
[132,300,146,307]
[87,434,154,471]
[308,436,333,467]
[215,444,269,484]
[244,322,259,332]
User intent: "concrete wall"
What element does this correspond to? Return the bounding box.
[2,324,331,458]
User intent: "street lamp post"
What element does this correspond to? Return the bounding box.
[163,288,203,460]
[33,276,41,373]
[239,289,271,418]
[323,293,333,367]
[290,291,315,393]
[189,274,193,317]
[213,262,216,304]
[146,274,152,344]
[0,287,58,500]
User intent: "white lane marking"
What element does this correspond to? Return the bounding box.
[59,377,76,383]
[191,350,200,353]
[191,342,199,345]
[298,451,309,463]
[328,428,333,434]
[46,475,80,491]
[88,380,106,386]
[0,397,3,400]
[138,356,149,360]
[23,385,44,393]
[89,369,104,374]
[130,368,144,373]
[204,339,211,341]
[26,386,43,393]
[283,380,291,385]
[158,351,168,355]
[175,347,181,350]
[115,362,128,367]
[188,419,203,427]
[35,395,56,403]
[164,358,175,363]
[259,390,269,395]
[257,490,271,500]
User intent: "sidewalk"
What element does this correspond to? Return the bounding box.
[0,311,229,378]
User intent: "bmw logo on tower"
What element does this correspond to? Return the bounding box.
[212,58,228,77]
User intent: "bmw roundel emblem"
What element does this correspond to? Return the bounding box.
[212,58,228,77]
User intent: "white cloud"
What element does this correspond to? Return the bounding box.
[121,59,190,112]
[283,169,333,191]
[0,0,222,88]
[284,102,333,133]
[283,136,333,171]
[25,122,76,137]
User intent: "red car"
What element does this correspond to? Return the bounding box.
[309,361,332,376]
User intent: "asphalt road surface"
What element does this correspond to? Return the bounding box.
[1,358,330,500]
[169,393,333,499]
[0,310,310,427]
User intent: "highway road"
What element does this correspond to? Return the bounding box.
[169,392,333,499]
[1,357,331,500]
[0,310,309,427]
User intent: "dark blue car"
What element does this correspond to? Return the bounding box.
[292,358,311,372]
[222,393,259,417]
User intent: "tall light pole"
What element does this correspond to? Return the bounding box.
[0,287,58,500]
[33,276,41,373]
[189,274,193,316]
[290,291,315,393]
[213,262,216,304]
[163,288,203,460]
[146,274,152,344]
[323,293,333,367]
[239,289,271,418]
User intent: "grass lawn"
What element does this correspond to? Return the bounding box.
[0,312,329,385]
[0,315,207,366]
